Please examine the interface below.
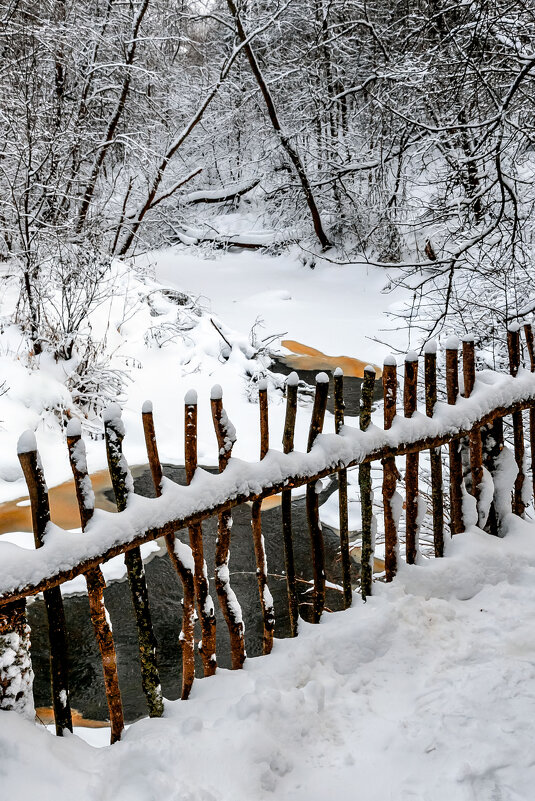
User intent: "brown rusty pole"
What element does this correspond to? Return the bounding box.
[507,323,526,517]
[404,352,419,565]
[210,386,245,669]
[523,322,535,505]
[382,357,399,581]
[103,405,163,717]
[66,420,124,743]
[333,368,352,608]
[359,366,376,600]
[307,373,329,622]
[462,337,484,526]
[18,432,72,736]
[141,402,196,698]
[184,391,218,675]
[446,337,464,535]
[281,372,299,636]
[251,380,275,654]
[424,341,444,557]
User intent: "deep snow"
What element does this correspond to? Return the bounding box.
[2,515,535,800]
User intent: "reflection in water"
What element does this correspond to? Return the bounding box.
[281,339,382,379]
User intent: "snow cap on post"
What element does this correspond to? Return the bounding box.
[184,389,197,405]
[316,372,329,383]
[424,339,437,354]
[508,321,521,333]
[405,350,418,362]
[286,371,299,386]
[17,430,37,454]
[142,400,153,414]
[333,366,343,377]
[66,419,82,438]
[210,384,223,400]
[364,364,376,374]
[258,378,268,391]
[102,402,122,423]
[445,334,459,350]
[462,334,475,343]
[383,354,397,366]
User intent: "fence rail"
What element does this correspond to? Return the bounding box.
[1,323,535,743]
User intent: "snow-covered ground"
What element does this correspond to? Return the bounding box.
[3,514,535,800]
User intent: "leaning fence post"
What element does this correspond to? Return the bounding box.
[382,357,399,581]
[523,322,535,505]
[404,352,419,564]
[462,337,484,526]
[103,405,164,717]
[281,372,299,637]
[251,380,275,654]
[0,600,34,718]
[507,323,526,517]
[142,402,196,698]
[333,368,352,608]
[18,432,72,736]
[445,337,464,535]
[184,391,218,675]
[424,341,444,557]
[359,366,376,600]
[306,373,329,622]
[210,386,246,668]
[66,420,124,743]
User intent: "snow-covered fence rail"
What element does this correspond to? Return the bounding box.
[1,323,535,742]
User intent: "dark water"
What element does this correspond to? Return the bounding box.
[28,366,382,723]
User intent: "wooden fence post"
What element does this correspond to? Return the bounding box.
[424,341,444,557]
[359,365,376,599]
[142,402,196,697]
[66,420,124,743]
[18,432,72,736]
[184,391,218,675]
[507,323,526,516]
[251,380,275,654]
[0,600,33,718]
[103,405,164,717]
[210,386,246,668]
[307,373,329,622]
[462,337,484,527]
[333,368,352,608]
[382,357,399,581]
[446,337,464,535]
[523,322,535,505]
[281,372,299,636]
[404,352,419,564]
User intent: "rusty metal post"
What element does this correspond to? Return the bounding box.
[103,405,163,717]
[333,368,352,608]
[210,386,245,668]
[66,420,124,743]
[251,380,275,654]
[359,366,376,599]
[281,372,299,636]
[0,599,34,718]
[446,337,464,535]
[382,357,399,581]
[141,402,196,698]
[184,391,218,675]
[307,373,329,622]
[424,341,444,557]
[507,324,526,516]
[523,322,535,505]
[18,432,72,735]
[404,352,419,564]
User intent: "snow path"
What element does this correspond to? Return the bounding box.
[2,516,535,800]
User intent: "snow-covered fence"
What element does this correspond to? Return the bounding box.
[1,323,535,742]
